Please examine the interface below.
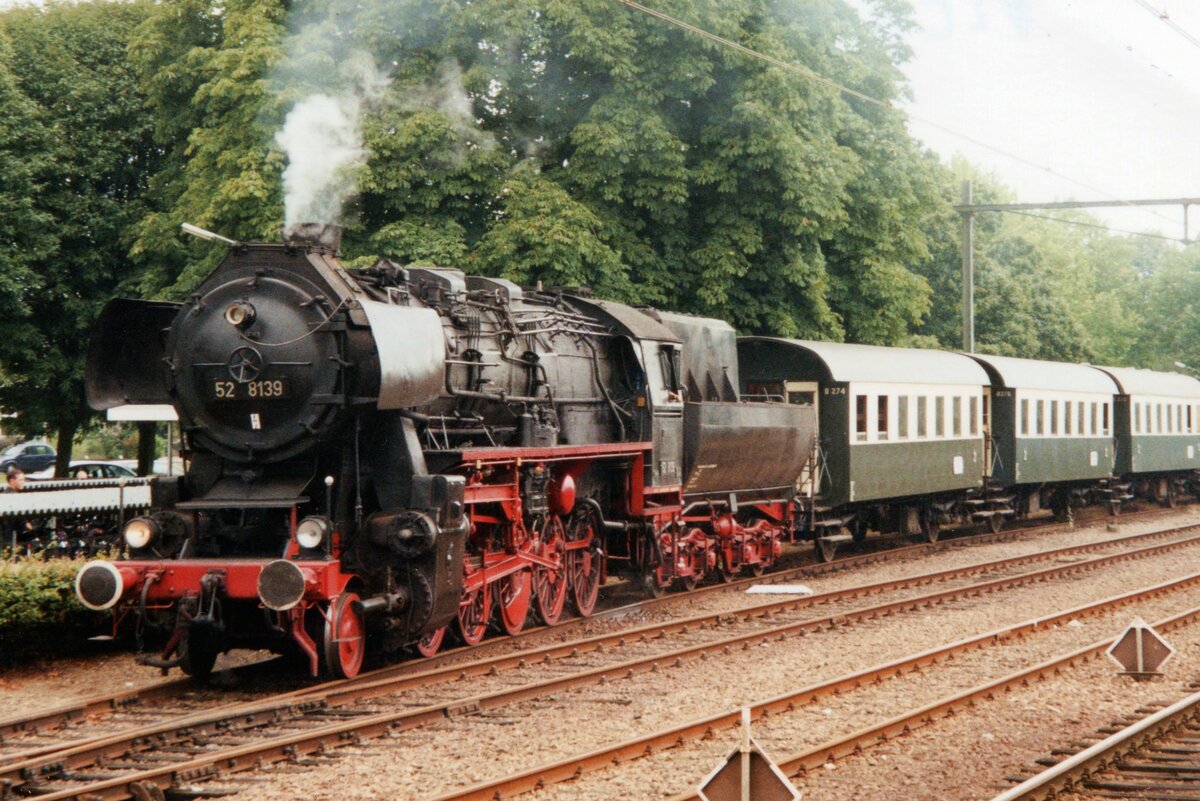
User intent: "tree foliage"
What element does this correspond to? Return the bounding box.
[0,0,1197,457]
[131,0,949,340]
[0,1,157,471]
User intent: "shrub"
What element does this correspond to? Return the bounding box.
[0,555,105,663]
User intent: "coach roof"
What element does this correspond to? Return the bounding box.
[738,338,989,386]
[1095,366,1200,398]
[968,354,1119,395]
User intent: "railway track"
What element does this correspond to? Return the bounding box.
[437,572,1200,801]
[1,503,1180,752]
[5,519,1200,800]
[991,684,1200,801]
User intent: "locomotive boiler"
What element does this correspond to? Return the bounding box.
[75,225,815,678]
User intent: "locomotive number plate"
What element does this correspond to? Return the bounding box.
[211,379,288,400]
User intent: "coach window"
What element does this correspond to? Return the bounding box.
[1157,403,1163,433]
[1020,399,1029,436]
[1064,401,1072,435]
[1145,403,1152,434]
[1103,403,1111,435]
[877,396,889,441]
[917,396,928,438]
[855,395,868,442]
[1169,405,1176,433]
[969,396,979,435]
[1092,402,1099,436]
[935,396,945,437]
[898,396,909,439]
[1077,401,1085,434]
[1134,403,1141,433]
[952,397,962,436]
[1189,406,1194,433]
[1050,400,1058,435]
[1036,400,1045,435]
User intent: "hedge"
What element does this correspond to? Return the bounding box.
[0,555,106,664]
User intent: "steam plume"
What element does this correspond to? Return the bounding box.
[276,94,364,226]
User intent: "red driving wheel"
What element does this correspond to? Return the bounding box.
[533,516,568,625]
[416,626,446,658]
[495,569,532,635]
[567,509,602,617]
[456,582,491,646]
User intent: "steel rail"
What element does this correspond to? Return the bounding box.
[426,571,1200,801]
[12,528,1200,800]
[661,611,1200,801]
[988,687,1200,801]
[3,505,1168,746]
[6,517,1196,772]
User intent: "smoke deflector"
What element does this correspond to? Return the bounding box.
[360,300,445,409]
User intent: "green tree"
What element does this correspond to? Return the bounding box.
[0,1,158,473]
[912,161,1158,365]
[128,0,288,297]
[137,0,949,343]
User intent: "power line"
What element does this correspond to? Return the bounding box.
[1132,0,1200,52]
[614,0,1179,228]
[1002,209,1186,242]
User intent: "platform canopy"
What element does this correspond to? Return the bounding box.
[105,404,178,422]
[1094,366,1200,398]
[967,354,1118,395]
[738,338,989,386]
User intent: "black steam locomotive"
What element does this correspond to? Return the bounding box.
[75,225,815,678]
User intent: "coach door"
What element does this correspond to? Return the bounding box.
[785,382,820,496]
[983,389,993,477]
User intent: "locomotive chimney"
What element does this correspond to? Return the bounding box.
[281,222,343,252]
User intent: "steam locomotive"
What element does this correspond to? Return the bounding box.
[74,225,814,678]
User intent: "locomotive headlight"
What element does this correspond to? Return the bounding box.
[123,517,159,550]
[295,516,330,549]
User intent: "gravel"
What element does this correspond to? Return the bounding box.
[219,510,1200,801]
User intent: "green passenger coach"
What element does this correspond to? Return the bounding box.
[1096,365,1200,506]
[737,338,988,553]
[966,354,1116,515]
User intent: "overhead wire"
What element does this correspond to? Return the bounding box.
[614,0,1180,230]
[1132,0,1200,52]
[1002,209,1185,243]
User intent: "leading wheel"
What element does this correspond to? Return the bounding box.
[323,592,365,679]
[533,517,568,625]
[178,626,219,680]
[456,582,491,646]
[495,569,532,635]
[416,626,446,658]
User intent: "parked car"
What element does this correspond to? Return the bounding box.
[68,461,137,479]
[0,441,56,474]
[28,460,138,480]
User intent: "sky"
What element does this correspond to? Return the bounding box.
[897,0,1200,240]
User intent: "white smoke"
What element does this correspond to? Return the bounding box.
[276,54,390,227]
[276,95,364,226]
